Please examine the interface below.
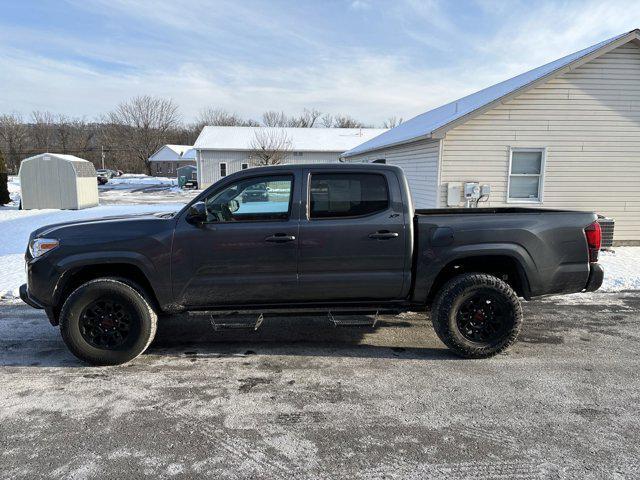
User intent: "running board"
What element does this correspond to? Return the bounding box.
[188,309,385,331]
[328,311,380,328]
[207,313,265,331]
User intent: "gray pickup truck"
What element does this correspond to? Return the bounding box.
[20,164,603,365]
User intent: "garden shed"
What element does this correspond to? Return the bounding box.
[19,153,99,210]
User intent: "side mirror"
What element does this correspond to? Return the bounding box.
[186,201,207,225]
[228,199,240,213]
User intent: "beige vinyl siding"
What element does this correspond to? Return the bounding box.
[197,150,342,189]
[344,138,440,208]
[439,43,640,241]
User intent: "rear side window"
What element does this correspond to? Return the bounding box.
[309,173,389,219]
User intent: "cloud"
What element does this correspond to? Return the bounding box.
[1,0,639,126]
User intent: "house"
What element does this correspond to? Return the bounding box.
[343,29,640,244]
[193,126,387,189]
[148,145,196,177]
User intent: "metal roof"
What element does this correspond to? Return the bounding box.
[343,29,640,157]
[193,126,387,152]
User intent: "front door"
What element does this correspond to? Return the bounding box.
[172,172,300,307]
[297,169,408,301]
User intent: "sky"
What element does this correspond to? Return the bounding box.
[1,0,640,126]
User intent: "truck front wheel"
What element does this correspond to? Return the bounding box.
[59,278,158,366]
[431,273,522,358]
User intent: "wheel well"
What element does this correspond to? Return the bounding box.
[426,255,529,302]
[52,264,160,324]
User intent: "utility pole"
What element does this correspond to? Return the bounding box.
[101,146,105,169]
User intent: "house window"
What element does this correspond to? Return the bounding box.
[293,152,303,157]
[508,148,545,203]
[156,163,162,174]
[372,159,386,164]
[220,162,227,177]
[241,163,249,170]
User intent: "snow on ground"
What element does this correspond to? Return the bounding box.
[597,248,640,291]
[108,175,177,186]
[7,176,21,206]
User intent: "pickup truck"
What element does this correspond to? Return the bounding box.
[20,164,604,365]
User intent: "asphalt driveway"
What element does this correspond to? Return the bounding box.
[1,292,639,479]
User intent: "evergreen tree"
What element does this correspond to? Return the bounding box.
[0,150,10,205]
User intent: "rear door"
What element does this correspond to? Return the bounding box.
[171,170,301,306]
[297,168,408,301]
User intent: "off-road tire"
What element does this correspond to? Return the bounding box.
[60,278,157,366]
[431,273,522,358]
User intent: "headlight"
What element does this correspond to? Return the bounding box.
[29,238,59,258]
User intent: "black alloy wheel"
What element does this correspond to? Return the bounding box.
[79,298,137,350]
[455,290,510,343]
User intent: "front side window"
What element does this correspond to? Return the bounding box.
[508,149,545,202]
[309,173,389,219]
[204,175,292,222]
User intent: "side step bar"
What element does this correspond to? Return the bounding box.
[188,309,387,331]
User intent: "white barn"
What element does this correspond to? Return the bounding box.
[19,153,99,210]
[343,29,640,244]
[193,126,387,189]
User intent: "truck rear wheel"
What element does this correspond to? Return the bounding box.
[431,273,522,358]
[59,278,157,366]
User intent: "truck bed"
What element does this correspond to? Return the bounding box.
[412,207,597,301]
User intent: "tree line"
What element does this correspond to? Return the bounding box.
[0,96,402,175]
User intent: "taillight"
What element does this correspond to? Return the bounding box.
[585,221,601,263]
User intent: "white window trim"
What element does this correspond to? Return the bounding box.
[219,162,227,177]
[506,147,546,204]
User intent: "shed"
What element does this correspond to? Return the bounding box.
[19,153,99,210]
[176,164,198,187]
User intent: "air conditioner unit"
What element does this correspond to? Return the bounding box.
[597,216,615,249]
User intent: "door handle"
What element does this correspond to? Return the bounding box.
[368,231,399,240]
[265,233,296,243]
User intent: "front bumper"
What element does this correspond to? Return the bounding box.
[584,263,604,292]
[20,284,59,325]
[19,284,44,309]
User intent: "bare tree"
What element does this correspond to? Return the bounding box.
[0,149,9,205]
[0,113,28,173]
[248,129,292,166]
[263,108,322,128]
[320,113,334,128]
[291,108,322,128]
[262,110,289,127]
[195,108,252,128]
[333,114,363,128]
[382,116,403,129]
[55,115,74,153]
[30,111,56,152]
[105,96,181,174]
